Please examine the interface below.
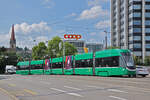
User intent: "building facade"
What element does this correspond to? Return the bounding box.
[111,0,150,62]
[64,40,103,54]
[86,43,103,53]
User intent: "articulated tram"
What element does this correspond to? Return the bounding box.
[16,49,136,77]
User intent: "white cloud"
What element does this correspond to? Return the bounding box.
[36,36,48,43]
[42,0,55,8]
[14,22,51,35]
[65,13,77,18]
[87,0,109,6]
[0,33,10,47]
[95,20,110,29]
[77,6,109,20]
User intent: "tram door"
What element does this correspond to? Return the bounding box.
[64,56,74,75]
[44,59,51,74]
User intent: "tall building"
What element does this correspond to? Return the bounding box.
[111,0,150,62]
[10,24,16,49]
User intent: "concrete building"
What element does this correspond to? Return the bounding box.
[111,0,150,62]
[86,43,103,52]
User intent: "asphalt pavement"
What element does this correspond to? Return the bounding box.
[0,74,150,100]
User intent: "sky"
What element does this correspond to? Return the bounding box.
[0,0,110,49]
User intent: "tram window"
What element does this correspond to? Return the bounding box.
[18,66,29,70]
[96,56,119,67]
[52,62,62,69]
[31,64,43,69]
[75,59,92,68]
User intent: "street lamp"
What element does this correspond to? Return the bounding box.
[59,38,65,75]
[61,39,65,75]
[104,31,111,49]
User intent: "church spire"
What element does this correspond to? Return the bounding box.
[11,24,15,40]
[10,24,16,49]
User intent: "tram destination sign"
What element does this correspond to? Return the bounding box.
[64,34,82,40]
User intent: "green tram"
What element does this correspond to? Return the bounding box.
[16,49,136,77]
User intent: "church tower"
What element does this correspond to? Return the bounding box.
[10,24,16,49]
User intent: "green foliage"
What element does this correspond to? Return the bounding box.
[144,56,150,66]
[133,55,142,65]
[47,36,77,58]
[0,47,18,74]
[32,42,47,60]
[64,42,77,56]
[32,36,78,59]
[47,36,62,58]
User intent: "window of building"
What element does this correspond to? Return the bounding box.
[145,28,150,33]
[133,28,141,33]
[145,5,150,10]
[133,4,141,10]
[145,12,150,17]
[145,36,150,40]
[145,0,150,2]
[134,43,141,48]
[134,36,141,40]
[133,12,141,17]
[133,20,141,25]
[146,44,150,48]
[145,20,150,25]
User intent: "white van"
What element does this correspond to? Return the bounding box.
[5,65,16,74]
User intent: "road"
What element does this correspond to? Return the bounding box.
[0,75,150,100]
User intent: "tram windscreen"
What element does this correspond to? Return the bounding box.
[121,52,135,69]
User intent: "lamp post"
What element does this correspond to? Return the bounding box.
[104,31,111,49]
[62,39,65,75]
[29,58,31,75]
[93,50,96,76]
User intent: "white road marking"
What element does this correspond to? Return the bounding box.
[64,86,82,90]
[51,88,83,97]
[108,89,128,93]
[109,96,127,100]
[51,88,66,92]
[86,85,104,89]
[67,93,83,97]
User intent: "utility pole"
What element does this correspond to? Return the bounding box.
[62,39,65,75]
[104,31,107,49]
[93,50,96,76]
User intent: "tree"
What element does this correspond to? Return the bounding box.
[64,42,77,56]
[0,46,6,54]
[0,50,18,74]
[133,55,142,65]
[47,36,62,58]
[32,42,47,60]
[47,36,77,58]
[144,56,150,66]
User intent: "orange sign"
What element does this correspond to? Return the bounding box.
[64,34,82,40]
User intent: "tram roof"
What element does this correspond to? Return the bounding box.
[95,49,130,58]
